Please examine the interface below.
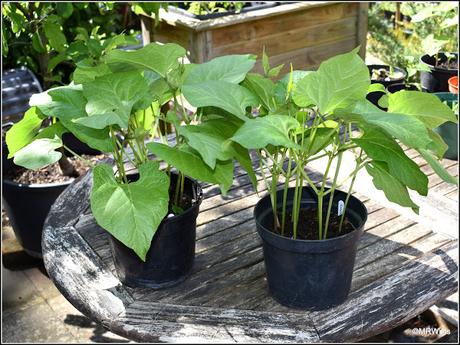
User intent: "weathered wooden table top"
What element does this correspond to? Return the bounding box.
[42,150,458,343]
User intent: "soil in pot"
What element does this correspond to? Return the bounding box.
[255,187,367,310]
[268,208,355,240]
[2,151,104,258]
[420,53,458,93]
[109,172,203,289]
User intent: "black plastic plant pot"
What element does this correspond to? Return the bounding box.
[386,82,419,93]
[2,176,71,258]
[433,92,458,160]
[254,187,368,310]
[62,132,102,156]
[420,53,458,93]
[367,64,407,110]
[109,173,203,289]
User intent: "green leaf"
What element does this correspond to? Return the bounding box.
[353,128,428,195]
[13,136,63,170]
[268,64,285,78]
[48,52,67,71]
[182,81,257,121]
[146,142,234,195]
[80,71,153,129]
[419,149,458,185]
[262,46,270,76]
[6,107,43,158]
[178,121,235,169]
[30,85,113,152]
[104,43,186,77]
[184,54,256,84]
[231,115,299,149]
[426,130,448,159]
[60,120,113,152]
[44,19,67,53]
[337,100,432,150]
[293,48,370,113]
[388,91,458,128]
[275,70,311,104]
[30,84,86,121]
[35,122,68,140]
[72,62,112,84]
[32,31,46,53]
[303,127,337,156]
[242,73,276,111]
[368,83,386,93]
[56,2,73,18]
[91,161,170,261]
[9,10,25,34]
[366,161,419,213]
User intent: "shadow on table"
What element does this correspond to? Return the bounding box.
[64,314,131,343]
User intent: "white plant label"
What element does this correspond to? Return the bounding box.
[338,200,344,216]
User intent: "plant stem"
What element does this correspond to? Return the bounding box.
[281,150,292,236]
[317,151,334,238]
[339,149,363,232]
[323,150,343,239]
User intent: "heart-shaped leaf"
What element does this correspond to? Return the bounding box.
[90,161,170,261]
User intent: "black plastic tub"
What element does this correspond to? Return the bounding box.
[254,187,367,310]
[2,176,72,257]
[62,132,102,156]
[386,82,419,93]
[367,64,407,110]
[420,53,458,93]
[109,173,203,289]
[169,2,279,20]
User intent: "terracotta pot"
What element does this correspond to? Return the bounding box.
[448,76,458,94]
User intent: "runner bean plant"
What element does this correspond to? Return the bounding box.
[5,41,259,260]
[230,47,458,239]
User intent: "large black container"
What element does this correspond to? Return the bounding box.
[254,187,367,310]
[420,53,458,93]
[367,64,407,110]
[109,173,203,289]
[2,177,72,257]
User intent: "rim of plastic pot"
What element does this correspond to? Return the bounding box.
[254,188,368,253]
[420,52,459,73]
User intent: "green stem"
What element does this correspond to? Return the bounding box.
[323,150,343,240]
[61,145,94,168]
[281,150,292,235]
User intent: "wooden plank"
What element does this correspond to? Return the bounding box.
[355,222,431,270]
[311,241,458,342]
[133,247,264,303]
[157,2,332,31]
[211,16,358,57]
[111,301,319,343]
[251,36,358,76]
[352,232,453,292]
[356,2,369,58]
[210,2,359,47]
[42,226,134,327]
[140,15,153,45]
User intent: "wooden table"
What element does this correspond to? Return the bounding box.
[42,154,458,343]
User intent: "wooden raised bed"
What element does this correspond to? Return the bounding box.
[140,2,369,74]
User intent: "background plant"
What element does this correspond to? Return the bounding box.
[230,48,458,240]
[367,2,458,81]
[2,2,144,89]
[5,42,259,261]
